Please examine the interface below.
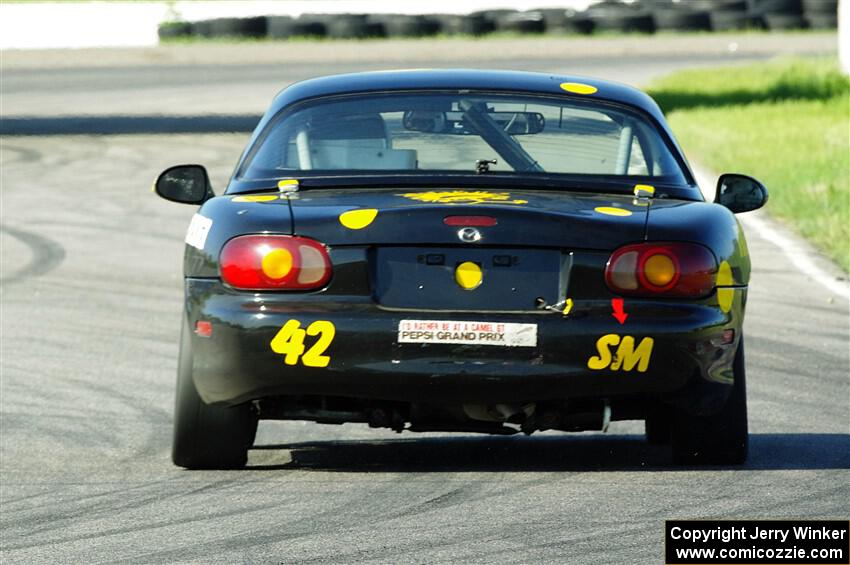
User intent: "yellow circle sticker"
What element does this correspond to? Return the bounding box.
[455,261,483,290]
[594,206,632,217]
[560,82,598,95]
[339,209,378,230]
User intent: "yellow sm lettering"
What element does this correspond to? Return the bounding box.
[587,334,654,373]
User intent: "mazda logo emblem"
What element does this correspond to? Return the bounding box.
[457,227,482,243]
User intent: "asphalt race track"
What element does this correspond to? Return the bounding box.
[1,36,848,563]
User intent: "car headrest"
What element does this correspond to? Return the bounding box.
[309,113,388,141]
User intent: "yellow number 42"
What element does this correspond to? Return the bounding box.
[270,319,336,368]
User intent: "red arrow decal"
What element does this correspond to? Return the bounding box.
[612,298,628,325]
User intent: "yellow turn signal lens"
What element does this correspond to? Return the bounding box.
[643,253,676,287]
[455,261,483,290]
[261,248,293,280]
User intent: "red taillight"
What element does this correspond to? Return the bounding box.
[443,216,498,227]
[220,235,331,290]
[605,242,717,298]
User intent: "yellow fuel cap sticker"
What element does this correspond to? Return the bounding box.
[455,261,483,290]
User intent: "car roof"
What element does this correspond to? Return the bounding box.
[269,69,665,121]
[234,69,698,193]
[270,69,661,111]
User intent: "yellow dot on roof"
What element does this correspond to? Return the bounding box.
[560,82,598,95]
[278,179,299,190]
[339,209,378,230]
[594,206,632,217]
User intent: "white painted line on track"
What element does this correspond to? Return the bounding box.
[738,212,850,301]
[693,165,850,303]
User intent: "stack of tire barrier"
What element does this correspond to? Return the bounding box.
[157,0,838,41]
[191,17,267,38]
[697,1,756,31]
[802,0,839,29]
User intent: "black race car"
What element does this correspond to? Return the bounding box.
[155,70,767,469]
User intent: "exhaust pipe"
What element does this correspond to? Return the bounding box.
[529,399,612,433]
[602,400,611,433]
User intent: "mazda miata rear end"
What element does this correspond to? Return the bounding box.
[155,70,767,469]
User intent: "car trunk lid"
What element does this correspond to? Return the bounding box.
[289,188,645,312]
[288,188,647,248]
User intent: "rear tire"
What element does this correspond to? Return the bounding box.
[172,320,258,469]
[672,340,748,465]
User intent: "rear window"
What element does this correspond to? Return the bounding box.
[239,91,687,184]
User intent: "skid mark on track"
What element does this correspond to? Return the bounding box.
[62,376,172,463]
[379,473,559,524]
[2,494,298,552]
[0,224,65,285]
[420,487,467,509]
[0,143,43,165]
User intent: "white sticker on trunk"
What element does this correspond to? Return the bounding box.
[398,320,537,347]
[185,213,212,250]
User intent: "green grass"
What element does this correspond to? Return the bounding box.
[648,58,850,272]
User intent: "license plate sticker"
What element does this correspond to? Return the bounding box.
[398,319,537,347]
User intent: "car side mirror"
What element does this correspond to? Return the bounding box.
[155,164,213,204]
[715,173,768,214]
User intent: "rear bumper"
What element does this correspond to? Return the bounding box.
[185,278,745,411]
